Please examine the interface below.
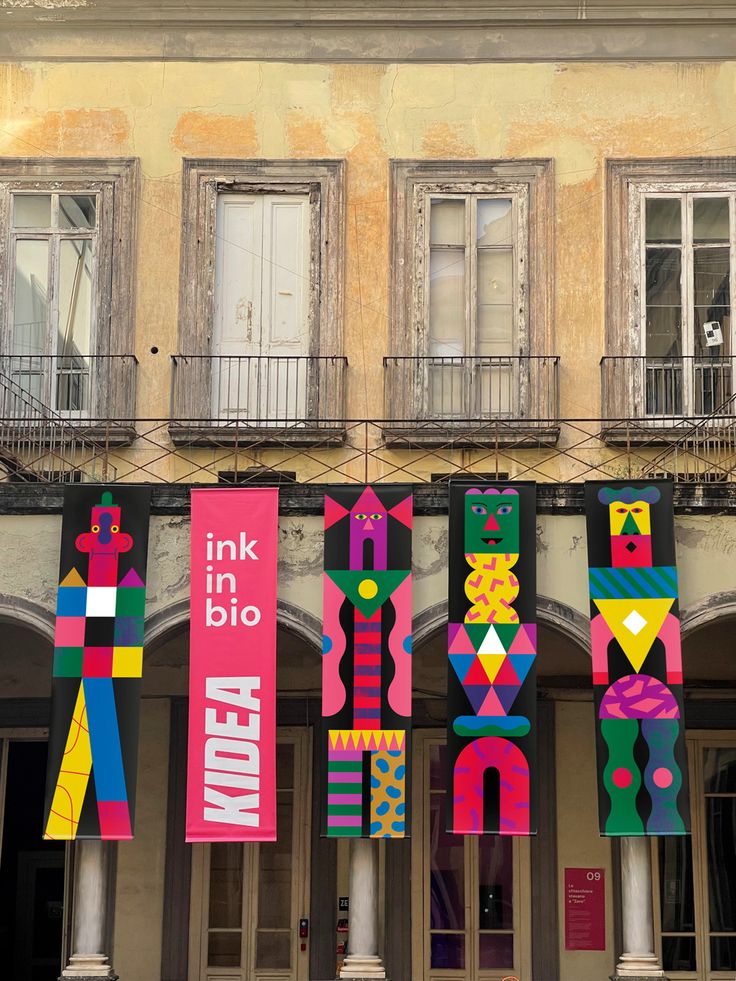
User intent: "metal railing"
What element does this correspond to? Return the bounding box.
[602,356,736,421]
[170,354,348,427]
[0,354,137,421]
[0,368,112,481]
[383,356,560,422]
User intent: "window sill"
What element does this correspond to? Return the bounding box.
[168,421,348,448]
[0,421,137,448]
[601,417,735,447]
[382,420,561,449]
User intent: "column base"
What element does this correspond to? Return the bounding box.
[339,953,387,979]
[60,954,118,979]
[611,953,667,979]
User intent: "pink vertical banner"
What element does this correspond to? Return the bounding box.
[186,488,278,842]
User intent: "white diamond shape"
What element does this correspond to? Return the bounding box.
[623,610,647,635]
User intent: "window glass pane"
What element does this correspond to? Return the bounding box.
[429,248,465,355]
[59,194,97,229]
[710,936,736,971]
[659,836,694,932]
[207,930,241,967]
[694,247,730,363]
[430,793,464,930]
[477,249,513,357]
[208,842,243,929]
[430,199,465,246]
[477,198,513,247]
[646,248,682,358]
[257,793,293,929]
[478,836,513,930]
[479,932,514,969]
[13,194,51,228]
[430,933,464,970]
[707,797,736,933]
[256,930,291,969]
[693,197,730,243]
[662,935,696,972]
[58,239,93,358]
[646,198,681,243]
[704,748,736,793]
[13,240,48,371]
[276,743,294,790]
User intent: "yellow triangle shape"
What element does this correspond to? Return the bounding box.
[478,653,506,683]
[593,598,675,672]
[60,567,85,587]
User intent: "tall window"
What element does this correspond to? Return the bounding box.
[643,193,734,416]
[427,195,518,417]
[412,733,531,980]
[9,193,96,413]
[655,734,736,978]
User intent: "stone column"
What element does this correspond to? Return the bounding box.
[340,838,386,979]
[612,837,666,979]
[61,841,117,979]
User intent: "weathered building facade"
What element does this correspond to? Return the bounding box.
[1,4,736,981]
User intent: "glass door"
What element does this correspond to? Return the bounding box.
[654,732,736,980]
[412,731,531,981]
[190,728,311,981]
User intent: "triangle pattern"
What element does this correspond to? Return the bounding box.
[494,684,522,714]
[478,625,506,655]
[509,624,537,654]
[479,686,507,717]
[464,684,490,714]
[449,654,476,684]
[493,658,521,686]
[464,657,492,686]
[326,570,410,619]
[449,624,475,655]
[119,568,144,588]
[61,567,85,587]
[509,654,535,687]
[388,496,413,528]
[494,623,520,650]
[593,598,675,672]
[478,653,506,683]
[465,623,491,654]
[324,495,350,529]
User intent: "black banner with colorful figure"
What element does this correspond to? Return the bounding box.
[43,486,151,840]
[584,480,689,835]
[446,481,537,835]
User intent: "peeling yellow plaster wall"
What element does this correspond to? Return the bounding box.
[1,60,734,424]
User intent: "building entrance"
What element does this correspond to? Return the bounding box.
[0,738,66,981]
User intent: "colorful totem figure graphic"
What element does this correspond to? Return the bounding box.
[321,486,412,838]
[446,483,537,836]
[585,481,690,835]
[43,487,151,840]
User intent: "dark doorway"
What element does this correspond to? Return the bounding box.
[0,741,65,981]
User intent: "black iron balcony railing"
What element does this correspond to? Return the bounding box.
[170,354,348,444]
[384,355,560,420]
[0,354,137,423]
[601,356,736,422]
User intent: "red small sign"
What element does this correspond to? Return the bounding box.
[564,868,605,951]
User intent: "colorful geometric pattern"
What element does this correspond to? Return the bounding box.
[447,483,537,835]
[43,487,151,840]
[585,481,689,835]
[321,486,412,838]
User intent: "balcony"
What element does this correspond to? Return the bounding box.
[0,354,137,446]
[382,355,560,448]
[169,354,348,446]
[601,356,736,444]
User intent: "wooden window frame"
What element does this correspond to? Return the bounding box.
[388,159,554,428]
[410,729,532,981]
[652,730,736,981]
[0,158,138,433]
[606,158,736,423]
[177,159,346,428]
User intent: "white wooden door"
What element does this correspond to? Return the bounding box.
[213,194,310,422]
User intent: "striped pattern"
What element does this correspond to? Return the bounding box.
[589,565,677,600]
[329,729,405,751]
[353,609,382,728]
[327,746,363,836]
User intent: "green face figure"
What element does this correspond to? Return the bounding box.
[464,490,520,554]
